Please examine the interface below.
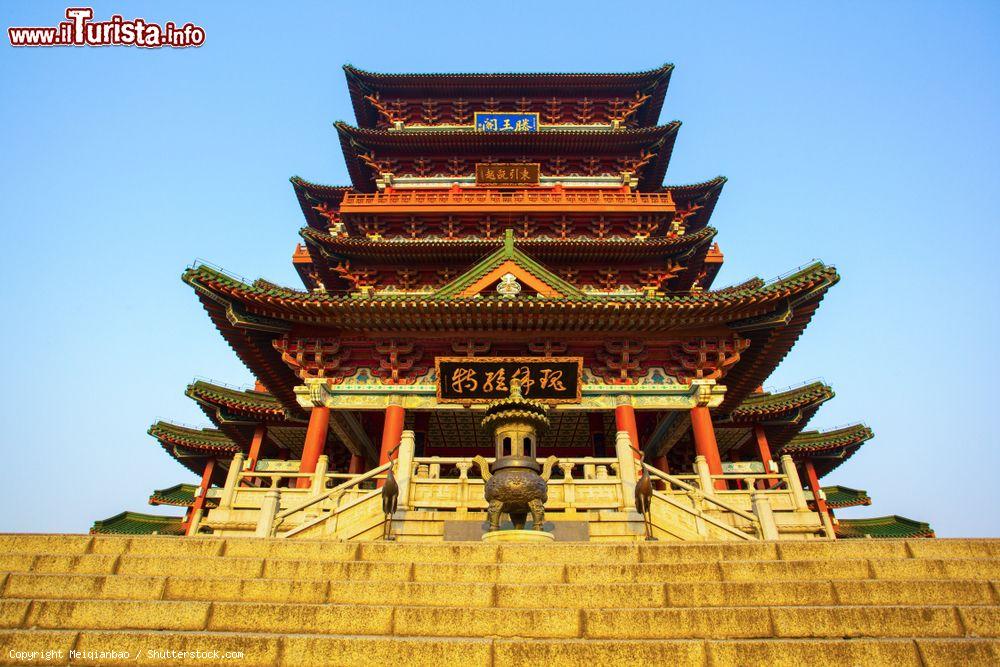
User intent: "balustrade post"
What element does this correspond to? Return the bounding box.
[752,492,780,541]
[455,461,472,512]
[559,462,577,515]
[311,455,329,495]
[395,430,416,510]
[615,430,638,510]
[255,489,280,538]
[694,455,715,497]
[781,455,810,511]
[218,453,244,510]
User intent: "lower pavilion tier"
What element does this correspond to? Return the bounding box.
[94,377,931,542]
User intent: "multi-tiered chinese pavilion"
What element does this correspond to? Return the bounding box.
[93,64,932,541]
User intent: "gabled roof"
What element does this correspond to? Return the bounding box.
[836,516,935,539]
[778,423,874,478]
[434,230,583,299]
[721,381,835,449]
[335,122,680,192]
[290,177,350,230]
[186,380,289,419]
[148,421,240,476]
[90,511,185,536]
[148,483,217,509]
[343,63,674,129]
[821,485,872,509]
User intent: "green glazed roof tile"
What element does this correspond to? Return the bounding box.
[836,516,934,539]
[90,511,185,536]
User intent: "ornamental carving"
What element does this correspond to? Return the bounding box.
[373,339,427,384]
[273,336,357,382]
[595,340,648,384]
[665,336,750,383]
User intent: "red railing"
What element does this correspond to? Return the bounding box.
[340,189,675,212]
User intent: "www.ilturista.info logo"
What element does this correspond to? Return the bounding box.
[8,7,205,48]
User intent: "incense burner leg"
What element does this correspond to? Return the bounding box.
[486,500,503,531]
[528,499,545,530]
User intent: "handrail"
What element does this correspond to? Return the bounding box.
[642,463,760,524]
[274,462,390,522]
[281,487,382,539]
[649,490,755,541]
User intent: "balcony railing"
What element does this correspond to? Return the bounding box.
[339,188,676,214]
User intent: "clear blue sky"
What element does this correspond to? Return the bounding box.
[1,1,997,537]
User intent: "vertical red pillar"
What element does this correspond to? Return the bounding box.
[690,406,726,490]
[753,424,776,489]
[614,402,642,459]
[247,424,266,471]
[348,454,364,475]
[184,457,216,534]
[297,406,330,488]
[378,401,405,487]
[650,454,669,490]
[379,404,406,466]
[804,459,830,516]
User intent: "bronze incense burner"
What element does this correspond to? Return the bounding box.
[473,382,557,531]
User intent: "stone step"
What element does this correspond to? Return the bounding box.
[5,534,1000,565]
[3,570,997,610]
[1,629,997,667]
[4,598,998,640]
[5,549,1000,584]
[3,580,997,613]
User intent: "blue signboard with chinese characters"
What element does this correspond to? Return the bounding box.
[474,112,539,133]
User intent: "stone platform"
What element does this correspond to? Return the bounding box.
[0,534,997,665]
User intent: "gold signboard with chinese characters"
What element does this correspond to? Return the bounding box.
[436,356,583,404]
[475,163,540,186]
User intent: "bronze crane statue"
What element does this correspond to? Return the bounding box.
[634,452,656,541]
[381,449,400,541]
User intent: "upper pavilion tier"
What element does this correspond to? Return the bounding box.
[335,121,680,192]
[289,175,727,293]
[343,64,674,130]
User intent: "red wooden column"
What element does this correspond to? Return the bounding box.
[297,406,330,489]
[348,454,365,475]
[377,399,405,487]
[803,459,830,516]
[183,457,216,534]
[246,424,267,471]
[690,406,726,490]
[614,398,642,459]
[753,424,776,489]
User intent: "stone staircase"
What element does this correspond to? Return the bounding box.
[0,534,997,666]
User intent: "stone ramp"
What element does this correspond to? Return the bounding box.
[0,535,997,666]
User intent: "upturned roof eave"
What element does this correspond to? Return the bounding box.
[343,63,674,129]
